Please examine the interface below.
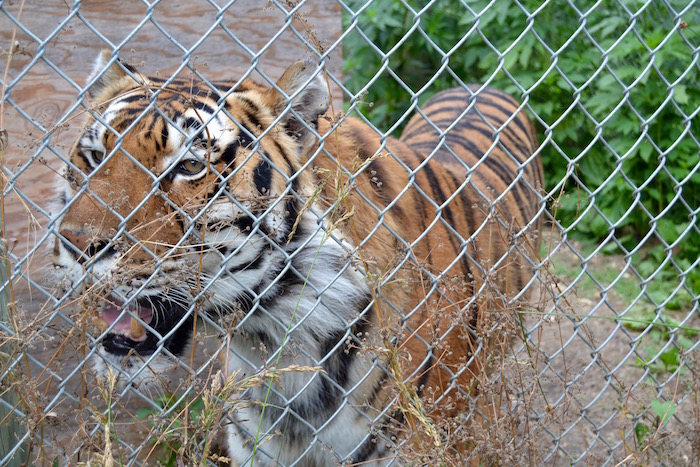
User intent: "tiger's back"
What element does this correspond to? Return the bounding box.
[400,86,543,293]
[314,85,543,426]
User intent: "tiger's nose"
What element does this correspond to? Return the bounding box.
[58,229,110,262]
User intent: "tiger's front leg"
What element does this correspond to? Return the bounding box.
[222,338,398,466]
[225,404,283,466]
[224,391,399,467]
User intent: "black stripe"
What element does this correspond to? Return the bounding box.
[184,117,203,130]
[117,93,146,105]
[219,141,239,165]
[236,128,255,150]
[227,246,266,274]
[419,164,464,256]
[420,166,479,310]
[120,106,146,118]
[445,142,534,231]
[410,137,531,214]
[442,168,473,227]
[474,94,530,138]
[282,198,300,240]
[170,208,188,244]
[412,107,533,162]
[447,136,535,216]
[245,106,263,131]
[219,127,255,166]
[442,131,517,181]
[230,213,272,240]
[212,81,235,93]
[415,354,436,397]
[283,300,374,425]
[420,88,472,108]
[276,267,306,290]
[321,301,371,389]
[223,99,234,113]
[271,139,295,181]
[472,111,533,159]
[111,117,130,134]
[349,126,399,212]
[421,87,531,142]
[412,114,532,164]
[233,216,254,234]
[160,123,169,151]
[351,433,380,463]
[120,61,137,74]
[419,161,449,204]
[239,97,264,131]
[397,148,432,250]
[255,266,303,317]
[195,101,217,117]
[253,159,272,195]
[75,151,94,173]
[255,329,274,350]
[419,164,479,306]
[147,114,159,132]
[239,96,260,113]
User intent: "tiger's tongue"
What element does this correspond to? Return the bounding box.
[100,299,153,342]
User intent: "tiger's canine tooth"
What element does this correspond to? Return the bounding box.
[130,317,146,340]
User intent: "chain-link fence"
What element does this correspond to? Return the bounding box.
[1,0,698,465]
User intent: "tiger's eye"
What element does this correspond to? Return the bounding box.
[180,159,206,174]
[90,150,105,162]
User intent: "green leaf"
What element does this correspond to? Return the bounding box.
[638,143,654,162]
[136,407,154,420]
[635,422,652,449]
[658,347,681,371]
[673,85,689,104]
[650,398,675,425]
[379,15,404,30]
[504,49,519,69]
[657,218,680,243]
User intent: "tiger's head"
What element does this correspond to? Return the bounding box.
[53,51,330,385]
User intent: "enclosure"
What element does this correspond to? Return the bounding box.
[1,0,699,465]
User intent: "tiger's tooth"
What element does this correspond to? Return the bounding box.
[130,317,146,340]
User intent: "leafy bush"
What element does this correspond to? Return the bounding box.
[342,0,700,296]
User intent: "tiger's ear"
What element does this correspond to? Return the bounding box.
[86,49,142,100]
[272,60,330,146]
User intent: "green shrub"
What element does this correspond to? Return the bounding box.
[342,0,700,296]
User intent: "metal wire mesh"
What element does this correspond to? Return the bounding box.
[1,0,698,465]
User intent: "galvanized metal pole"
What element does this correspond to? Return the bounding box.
[0,255,28,466]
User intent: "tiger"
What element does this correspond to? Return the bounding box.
[52,50,543,465]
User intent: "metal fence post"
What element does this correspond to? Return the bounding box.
[0,255,28,467]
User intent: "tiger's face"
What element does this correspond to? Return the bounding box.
[53,51,330,385]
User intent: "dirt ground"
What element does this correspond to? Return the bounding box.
[508,232,699,466]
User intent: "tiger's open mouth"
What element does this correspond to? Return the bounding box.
[96,297,153,342]
[95,295,192,357]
